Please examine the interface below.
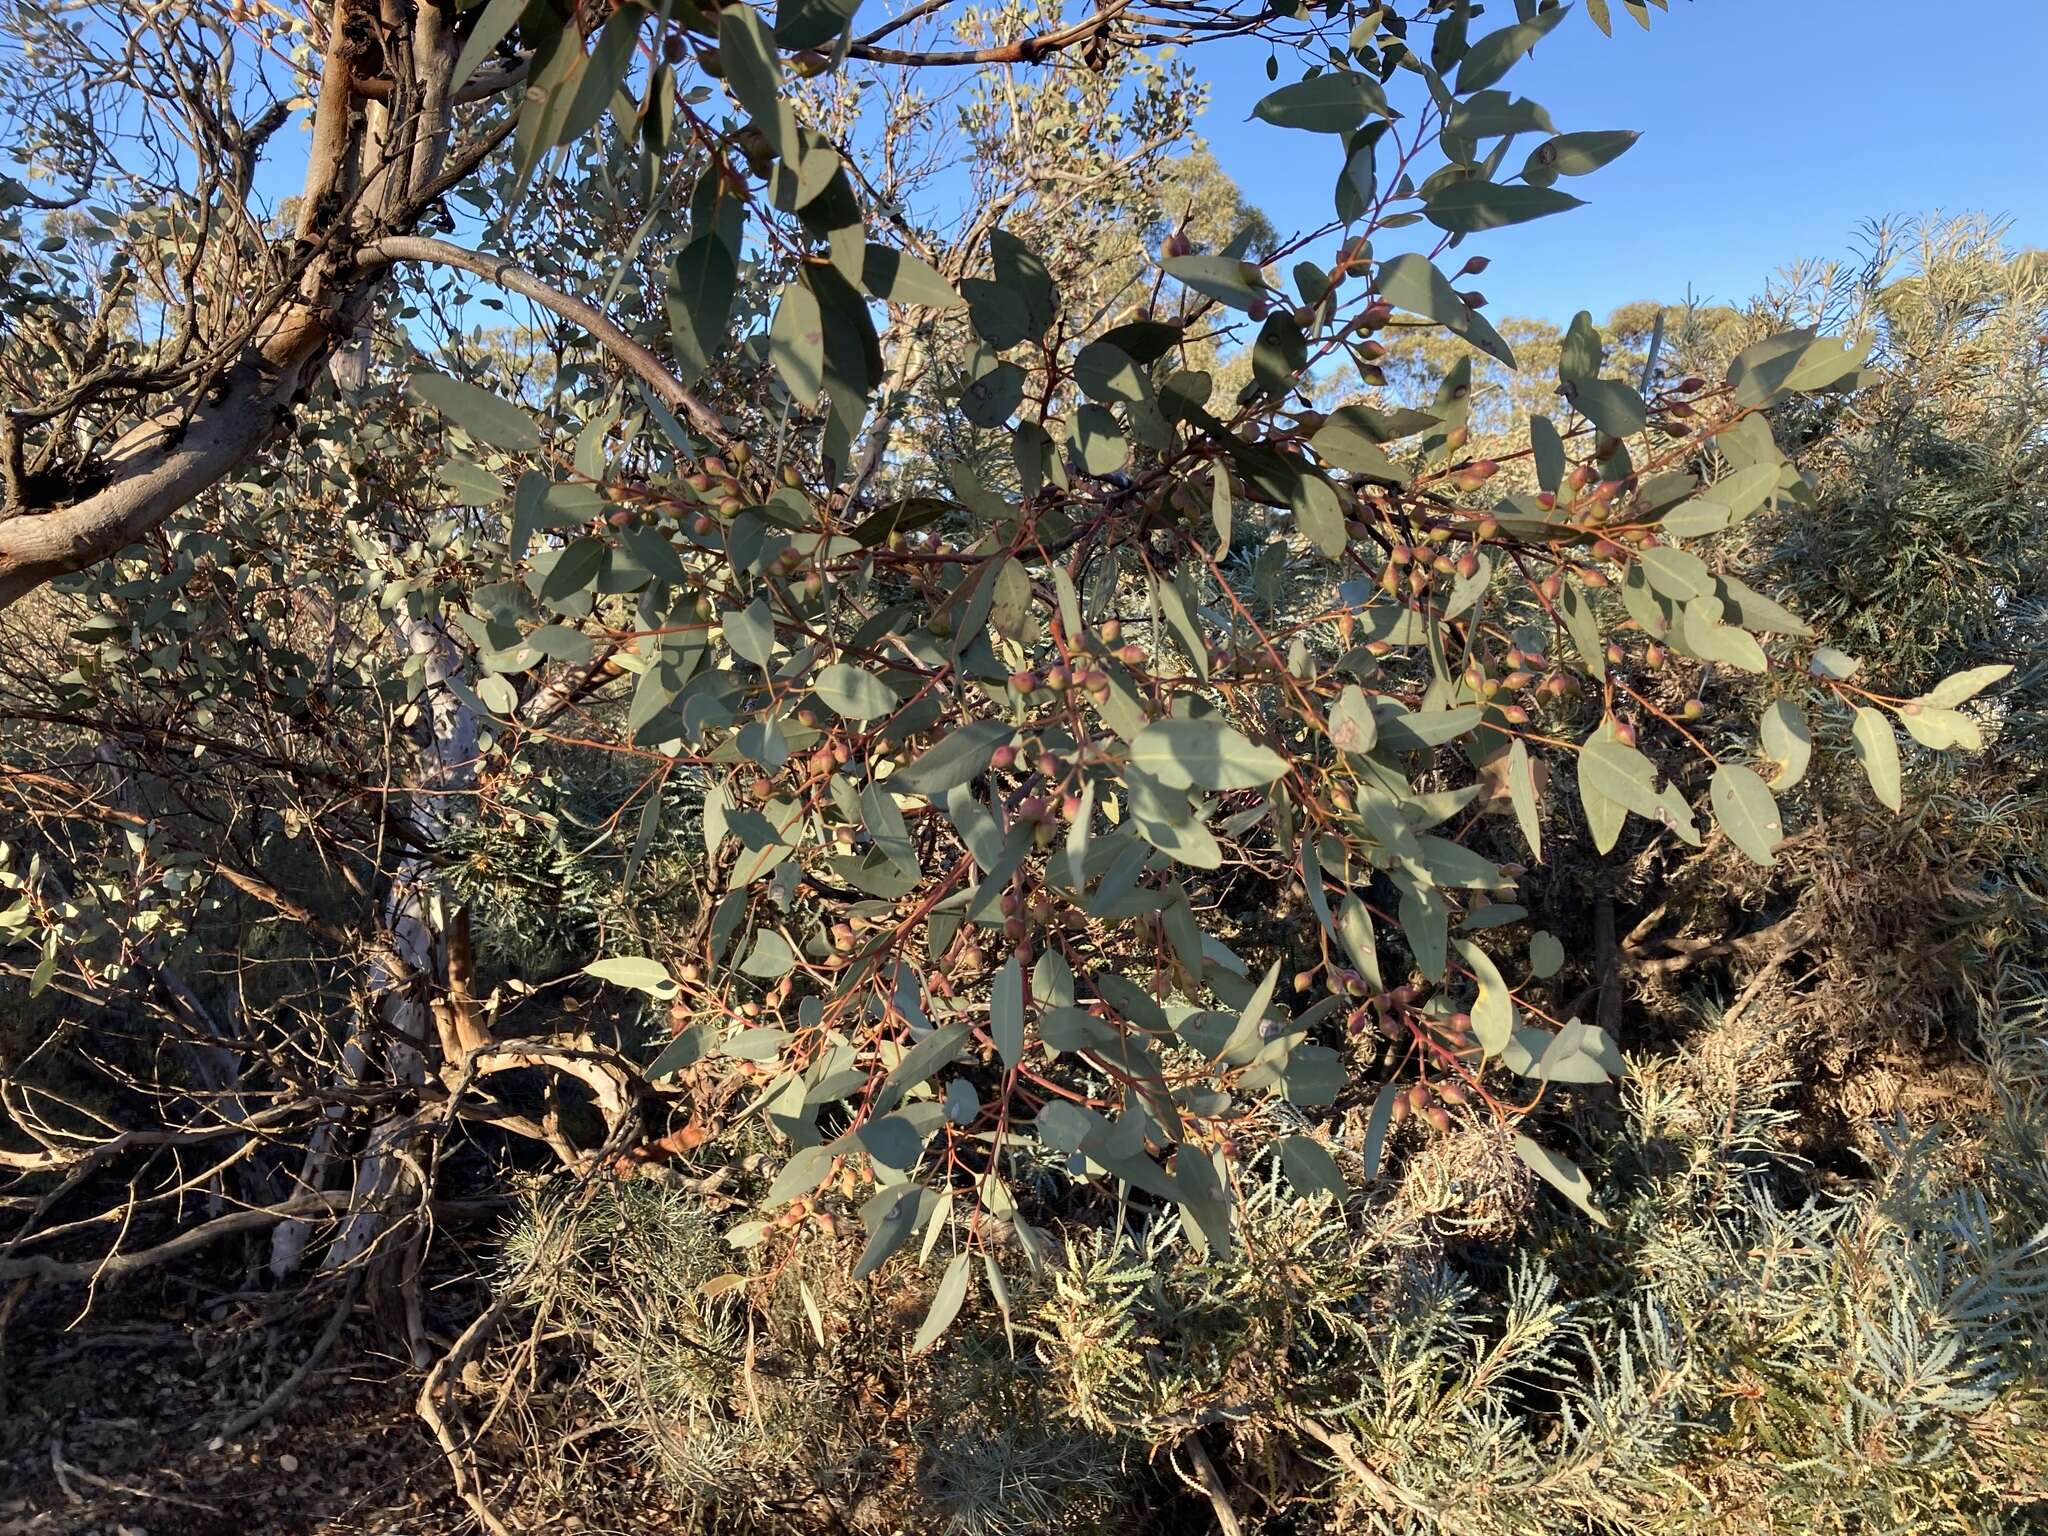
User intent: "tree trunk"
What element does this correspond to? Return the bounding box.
[268,603,477,1279]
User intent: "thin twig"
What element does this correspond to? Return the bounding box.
[214,1276,361,1442]
[1178,1434,1244,1536]
[1293,1415,1472,1533]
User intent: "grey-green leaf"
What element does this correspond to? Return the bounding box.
[1163,253,1267,312]
[1457,938,1516,1055]
[1709,763,1782,866]
[859,243,961,309]
[725,598,776,666]
[777,0,863,50]
[1578,737,1700,844]
[584,955,677,999]
[1850,706,1903,811]
[1525,129,1640,179]
[1920,664,2012,709]
[876,1022,971,1112]
[1759,698,1811,790]
[1810,645,1861,680]
[1513,1134,1610,1227]
[1423,180,1584,234]
[1292,472,1349,558]
[1505,739,1542,861]
[1128,718,1289,791]
[851,1184,923,1279]
[1329,685,1378,754]
[1277,1135,1347,1202]
[717,7,786,151]
[452,0,527,90]
[739,929,796,978]
[770,281,826,402]
[991,953,1024,1070]
[912,1252,972,1353]
[409,370,540,452]
[814,663,898,721]
[1376,253,1517,369]
[889,719,1012,795]
[1252,71,1389,133]
[1455,4,1570,95]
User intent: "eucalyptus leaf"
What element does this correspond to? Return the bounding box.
[1514,1135,1610,1227]
[1709,763,1783,866]
[1129,718,1289,791]
[814,662,898,721]
[1851,706,1903,811]
[409,370,540,452]
[912,1252,972,1353]
[1252,71,1389,133]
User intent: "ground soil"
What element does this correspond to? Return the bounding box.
[0,1273,464,1536]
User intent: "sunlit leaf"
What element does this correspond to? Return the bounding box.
[1709,763,1782,866]
[912,1252,972,1353]
[1851,706,1903,810]
[1514,1134,1610,1226]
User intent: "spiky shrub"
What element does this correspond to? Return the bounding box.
[499,966,2048,1535]
[500,1173,1131,1534]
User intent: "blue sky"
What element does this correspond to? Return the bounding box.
[92,0,2040,339]
[1194,0,2048,322]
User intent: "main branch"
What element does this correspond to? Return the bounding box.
[360,236,733,449]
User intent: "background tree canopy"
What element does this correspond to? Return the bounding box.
[1,1,2043,1531]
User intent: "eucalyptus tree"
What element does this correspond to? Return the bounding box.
[0,0,2015,1370]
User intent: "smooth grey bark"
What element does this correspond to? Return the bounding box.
[268,603,478,1278]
